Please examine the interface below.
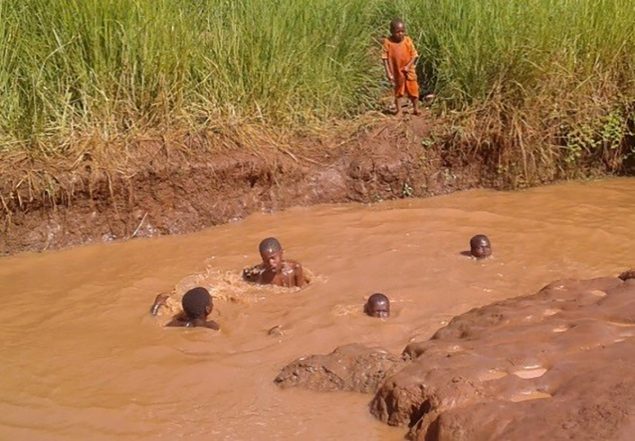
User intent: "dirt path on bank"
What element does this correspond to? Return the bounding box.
[1,115,493,255]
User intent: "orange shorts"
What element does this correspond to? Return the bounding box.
[394,71,419,98]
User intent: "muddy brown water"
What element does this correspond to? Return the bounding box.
[1,178,634,441]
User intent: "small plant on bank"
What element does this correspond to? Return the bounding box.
[401,182,414,198]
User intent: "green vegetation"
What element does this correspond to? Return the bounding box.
[396,0,635,180]
[1,0,634,177]
[0,0,384,153]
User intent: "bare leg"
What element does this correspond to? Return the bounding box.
[394,96,402,116]
[410,96,420,115]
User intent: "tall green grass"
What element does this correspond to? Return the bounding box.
[396,0,635,105]
[1,0,634,170]
[0,0,384,153]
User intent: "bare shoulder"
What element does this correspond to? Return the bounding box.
[205,320,221,331]
[165,318,186,328]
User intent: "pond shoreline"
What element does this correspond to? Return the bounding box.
[0,114,628,256]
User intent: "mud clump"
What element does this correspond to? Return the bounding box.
[372,276,635,440]
[275,276,635,440]
[619,268,635,281]
[274,343,402,393]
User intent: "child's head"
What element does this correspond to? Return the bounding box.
[365,293,391,318]
[182,287,213,320]
[389,18,406,42]
[470,234,492,259]
[259,237,283,271]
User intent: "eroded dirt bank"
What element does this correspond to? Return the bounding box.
[0,116,491,255]
[2,112,632,256]
[276,273,635,440]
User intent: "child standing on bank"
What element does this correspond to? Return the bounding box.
[382,18,420,116]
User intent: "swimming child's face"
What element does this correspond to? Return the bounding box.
[470,236,492,259]
[366,298,390,318]
[390,22,406,42]
[261,249,283,272]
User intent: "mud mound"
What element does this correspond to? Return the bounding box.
[273,275,635,439]
[274,343,402,393]
[372,276,635,440]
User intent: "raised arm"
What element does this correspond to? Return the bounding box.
[150,293,170,316]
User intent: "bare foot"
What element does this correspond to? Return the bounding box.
[412,109,421,116]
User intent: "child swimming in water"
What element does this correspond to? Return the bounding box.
[150,287,220,330]
[382,18,420,116]
[364,293,390,318]
[243,237,306,288]
[470,234,492,259]
[619,269,635,281]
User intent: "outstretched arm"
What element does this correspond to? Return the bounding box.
[242,265,262,283]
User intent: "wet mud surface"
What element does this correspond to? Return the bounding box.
[1,117,484,255]
[275,343,403,394]
[277,274,635,440]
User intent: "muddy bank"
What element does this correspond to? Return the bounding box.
[274,344,403,394]
[2,111,632,256]
[276,273,635,440]
[1,117,486,255]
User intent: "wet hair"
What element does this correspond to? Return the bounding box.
[470,234,490,248]
[259,237,282,254]
[365,292,390,315]
[390,18,405,33]
[181,287,212,319]
[368,292,390,305]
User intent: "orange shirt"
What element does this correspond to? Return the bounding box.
[382,36,420,98]
[382,36,418,74]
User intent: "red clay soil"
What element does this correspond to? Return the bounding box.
[373,274,635,440]
[274,343,404,394]
[0,116,487,255]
